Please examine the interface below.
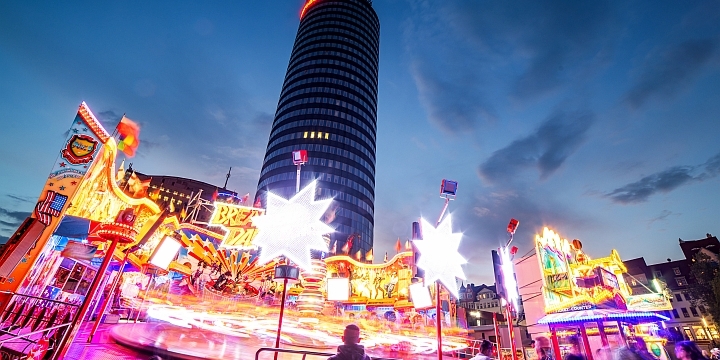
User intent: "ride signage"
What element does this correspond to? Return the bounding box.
[209,202,264,249]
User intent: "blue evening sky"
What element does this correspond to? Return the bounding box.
[1,1,719,283]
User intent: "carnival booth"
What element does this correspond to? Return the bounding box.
[534,228,671,360]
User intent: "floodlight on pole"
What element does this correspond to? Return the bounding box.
[414,213,466,360]
[500,218,520,360]
[292,149,308,193]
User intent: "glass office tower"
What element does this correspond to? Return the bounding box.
[256,0,380,254]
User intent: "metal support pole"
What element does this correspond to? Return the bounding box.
[87,252,129,342]
[617,321,628,346]
[493,311,502,350]
[436,281,443,360]
[550,327,562,360]
[580,323,594,360]
[506,304,517,360]
[135,270,154,323]
[274,277,289,360]
[296,165,302,193]
[598,321,609,347]
[53,236,120,360]
[436,197,450,226]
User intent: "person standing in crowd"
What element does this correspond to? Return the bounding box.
[534,336,554,360]
[471,340,494,360]
[631,337,657,360]
[675,341,706,360]
[564,336,586,360]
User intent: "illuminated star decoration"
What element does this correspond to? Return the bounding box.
[251,180,333,271]
[413,215,466,299]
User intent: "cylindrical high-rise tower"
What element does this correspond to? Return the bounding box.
[256,0,379,254]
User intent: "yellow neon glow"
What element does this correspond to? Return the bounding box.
[208,202,264,249]
[66,138,161,248]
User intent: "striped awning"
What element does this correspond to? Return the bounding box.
[538,309,670,325]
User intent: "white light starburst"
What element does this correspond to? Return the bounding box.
[252,180,333,270]
[413,215,466,299]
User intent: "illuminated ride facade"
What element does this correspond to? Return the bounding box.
[256,0,380,255]
[0,103,182,358]
[529,228,672,360]
[0,102,467,358]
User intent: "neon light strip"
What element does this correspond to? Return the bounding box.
[325,251,413,268]
[300,0,319,19]
[539,312,670,324]
[78,102,111,143]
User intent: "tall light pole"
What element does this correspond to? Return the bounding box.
[503,219,520,360]
[413,179,465,360]
[272,150,307,357]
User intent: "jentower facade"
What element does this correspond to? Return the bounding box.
[256,0,380,254]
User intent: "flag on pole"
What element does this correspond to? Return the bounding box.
[241,193,250,205]
[395,238,402,253]
[365,249,373,262]
[345,234,355,254]
[384,252,388,262]
[330,241,337,254]
[169,198,176,213]
[211,189,219,202]
[355,250,362,260]
[116,116,140,157]
[341,241,349,254]
[405,239,411,251]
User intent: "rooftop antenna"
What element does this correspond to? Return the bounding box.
[224,167,232,189]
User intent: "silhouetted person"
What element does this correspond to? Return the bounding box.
[631,337,657,360]
[675,341,706,360]
[471,340,494,360]
[564,336,586,360]
[534,336,554,360]
[328,324,371,360]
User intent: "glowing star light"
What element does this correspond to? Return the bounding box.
[252,180,333,271]
[413,215,466,299]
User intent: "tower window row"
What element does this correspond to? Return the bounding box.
[270,118,375,154]
[259,157,374,201]
[267,130,374,162]
[278,86,376,120]
[294,27,377,62]
[257,171,373,216]
[265,143,374,177]
[288,52,376,89]
[306,3,379,34]
[275,98,375,133]
[280,75,376,109]
[272,109,375,143]
[299,20,378,53]
[290,42,378,75]
[262,145,374,186]
[302,9,379,44]
[283,67,377,102]
[291,33,378,67]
